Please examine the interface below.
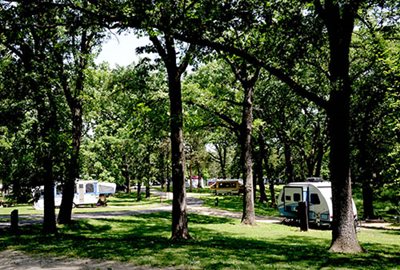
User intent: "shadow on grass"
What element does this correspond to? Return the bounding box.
[381,229,400,236]
[0,212,399,269]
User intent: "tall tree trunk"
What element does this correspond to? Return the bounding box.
[269,180,276,207]
[146,184,151,198]
[358,117,375,219]
[57,28,91,224]
[225,62,260,225]
[320,0,363,253]
[166,177,171,193]
[123,153,131,193]
[315,141,324,177]
[239,80,256,225]
[149,33,192,240]
[38,94,57,234]
[215,144,227,179]
[137,181,142,201]
[362,178,375,219]
[42,148,57,234]
[328,92,362,253]
[283,142,294,183]
[168,68,190,239]
[262,144,276,207]
[257,130,268,203]
[58,103,82,224]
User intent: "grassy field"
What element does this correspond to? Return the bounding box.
[0,212,399,269]
[0,190,399,269]
[201,194,281,217]
[0,192,170,223]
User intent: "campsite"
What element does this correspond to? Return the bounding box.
[1,187,399,269]
[1,1,399,269]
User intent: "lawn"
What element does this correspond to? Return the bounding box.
[201,185,283,218]
[0,192,170,219]
[0,212,399,269]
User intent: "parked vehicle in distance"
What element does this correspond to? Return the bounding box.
[210,179,244,195]
[277,181,357,227]
[33,179,116,210]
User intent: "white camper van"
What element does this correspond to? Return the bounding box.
[33,180,116,210]
[277,181,357,226]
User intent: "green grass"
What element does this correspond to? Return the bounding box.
[202,194,281,218]
[0,192,170,217]
[0,213,399,269]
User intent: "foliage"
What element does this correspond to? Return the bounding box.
[81,61,170,187]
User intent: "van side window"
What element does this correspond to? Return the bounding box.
[86,183,94,193]
[293,193,301,202]
[310,194,320,204]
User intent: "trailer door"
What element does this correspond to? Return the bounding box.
[79,183,85,203]
[283,186,303,215]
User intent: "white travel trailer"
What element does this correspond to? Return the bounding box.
[277,181,357,226]
[33,180,116,210]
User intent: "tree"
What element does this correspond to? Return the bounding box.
[160,0,369,253]
[81,61,170,197]
[350,11,400,219]
[147,31,194,239]
[184,58,260,224]
[0,1,72,234]
[56,3,104,224]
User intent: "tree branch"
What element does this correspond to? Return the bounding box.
[174,33,328,109]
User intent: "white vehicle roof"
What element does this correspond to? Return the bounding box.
[285,181,331,188]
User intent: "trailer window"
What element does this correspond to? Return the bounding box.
[86,183,94,193]
[285,195,291,201]
[293,193,301,202]
[56,185,63,195]
[310,194,320,204]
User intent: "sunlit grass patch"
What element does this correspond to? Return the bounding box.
[201,195,281,217]
[0,205,399,269]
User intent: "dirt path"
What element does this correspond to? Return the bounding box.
[0,250,173,270]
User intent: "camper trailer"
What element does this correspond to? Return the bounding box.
[277,181,357,226]
[33,180,116,210]
[210,179,244,195]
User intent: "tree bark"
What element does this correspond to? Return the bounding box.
[319,0,363,253]
[149,33,192,240]
[226,61,259,225]
[137,181,142,201]
[57,29,91,224]
[145,184,151,198]
[42,149,57,234]
[238,75,257,225]
[38,93,58,234]
[215,143,227,179]
[362,178,375,219]
[283,142,294,183]
[168,67,190,239]
[327,92,362,253]
[257,130,268,203]
[58,102,82,224]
